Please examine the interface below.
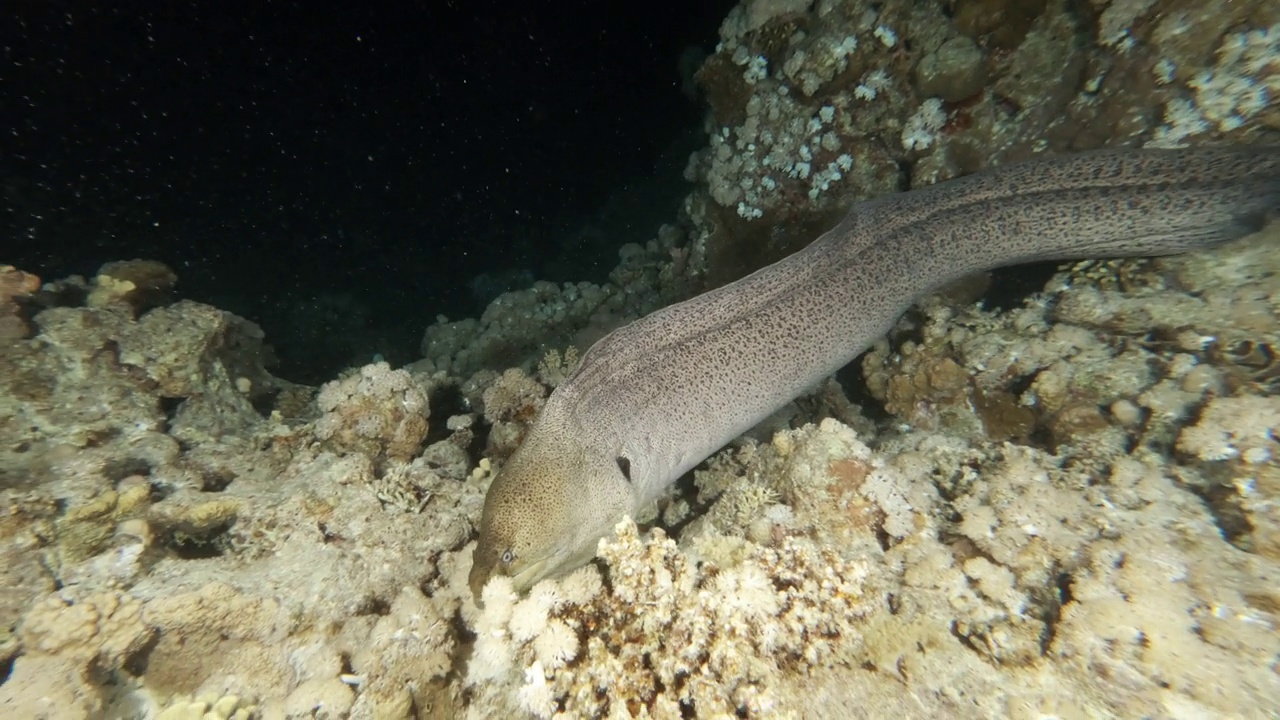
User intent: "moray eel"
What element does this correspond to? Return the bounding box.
[470,146,1280,599]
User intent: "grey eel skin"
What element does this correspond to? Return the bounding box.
[470,146,1280,599]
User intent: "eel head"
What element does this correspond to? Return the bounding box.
[469,428,631,601]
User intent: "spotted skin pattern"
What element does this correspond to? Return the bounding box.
[470,146,1280,599]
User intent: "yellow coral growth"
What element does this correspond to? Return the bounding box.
[54,485,153,565]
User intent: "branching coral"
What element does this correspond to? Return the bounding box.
[467,518,870,718]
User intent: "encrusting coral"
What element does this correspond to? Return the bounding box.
[480,367,547,458]
[314,361,431,464]
[157,693,259,720]
[2,591,154,719]
[85,259,178,312]
[0,264,40,340]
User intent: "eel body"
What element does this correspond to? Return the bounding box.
[470,146,1280,598]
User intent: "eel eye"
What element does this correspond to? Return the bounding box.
[501,549,515,565]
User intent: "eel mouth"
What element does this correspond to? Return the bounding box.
[469,553,557,604]
[509,555,556,594]
[468,559,496,602]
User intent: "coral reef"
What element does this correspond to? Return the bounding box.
[463,518,871,719]
[0,264,40,340]
[420,225,690,379]
[0,277,483,717]
[7,218,1278,716]
[4,591,154,719]
[314,362,431,465]
[85,259,178,313]
[673,0,1280,289]
[3,1,1279,718]
[480,368,547,459]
